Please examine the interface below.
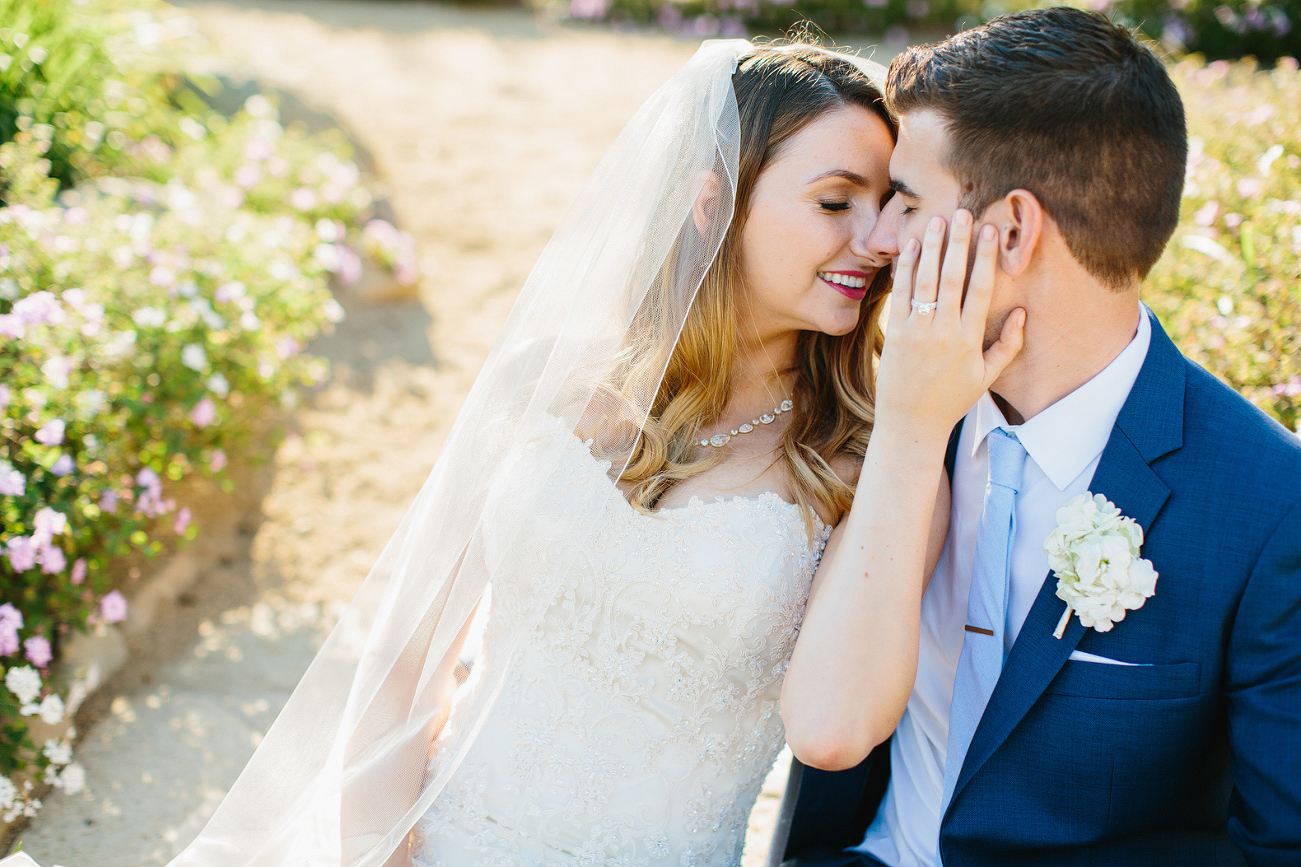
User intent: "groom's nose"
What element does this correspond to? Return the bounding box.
[865,194,904,261]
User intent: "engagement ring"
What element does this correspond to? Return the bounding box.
[911,299,938,316]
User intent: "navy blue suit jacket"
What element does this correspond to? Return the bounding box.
[784,313,1301,866]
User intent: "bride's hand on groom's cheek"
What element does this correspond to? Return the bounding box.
[875,209,1026,432]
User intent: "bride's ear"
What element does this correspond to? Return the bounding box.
[692,171,725,236]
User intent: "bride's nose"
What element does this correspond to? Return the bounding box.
[849,206,891,271]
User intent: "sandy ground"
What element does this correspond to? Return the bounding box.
[12,2,833,863]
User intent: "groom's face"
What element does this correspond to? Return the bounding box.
[867,110,1014,347]
[871,110,964,257]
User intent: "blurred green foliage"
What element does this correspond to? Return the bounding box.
[1147,56,1301,432]
[0,0,191,190]
[568,0,1300,64]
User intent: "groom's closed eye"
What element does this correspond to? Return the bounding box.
[889,178,920,215]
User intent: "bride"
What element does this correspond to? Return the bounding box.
[4,38,1022,867]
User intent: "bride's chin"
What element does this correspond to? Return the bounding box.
[814,313,861,338]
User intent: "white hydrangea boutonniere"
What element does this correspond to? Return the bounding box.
[1045,493,1159,639]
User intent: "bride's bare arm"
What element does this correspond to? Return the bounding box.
[781,213,1022,771]
[341,559,484,867]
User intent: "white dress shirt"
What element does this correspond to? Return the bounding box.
[856,310,1152,867]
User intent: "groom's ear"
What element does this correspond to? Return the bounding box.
[991,189,1045,279]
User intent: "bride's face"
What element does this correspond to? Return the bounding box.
[736,104,894,342]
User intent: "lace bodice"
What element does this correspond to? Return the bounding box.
[412,419,831,866]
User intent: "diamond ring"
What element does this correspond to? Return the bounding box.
[911,299,938,316]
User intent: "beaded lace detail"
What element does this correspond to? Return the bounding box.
[412,417,831,866]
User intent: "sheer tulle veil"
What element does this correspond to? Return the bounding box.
[164,39,886,867]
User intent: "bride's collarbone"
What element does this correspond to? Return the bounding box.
[653,449,794,512]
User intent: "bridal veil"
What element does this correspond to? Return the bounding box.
[165,39,884,867]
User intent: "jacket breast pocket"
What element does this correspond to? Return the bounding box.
[1045,659,1201,700]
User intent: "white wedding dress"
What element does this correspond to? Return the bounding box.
[411,418,831,866]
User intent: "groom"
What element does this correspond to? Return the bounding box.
[779,7,1301,866]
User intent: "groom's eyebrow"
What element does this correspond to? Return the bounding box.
[890,178,920,199]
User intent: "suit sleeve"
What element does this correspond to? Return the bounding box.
[1225,498,1301,865]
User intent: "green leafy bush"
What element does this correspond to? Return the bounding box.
[565,0,1299,64]
[1148,56,1301,433]
[0,0,194,190]
[1085,0,1299,64]
[0,0,417,822]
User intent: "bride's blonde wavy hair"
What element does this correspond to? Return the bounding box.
[592,45,895,531]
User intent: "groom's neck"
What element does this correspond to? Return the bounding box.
[991,266,1143,424]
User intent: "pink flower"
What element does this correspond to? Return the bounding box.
[0,624,17,657]
[50,454,74,476]
[137,467,160,491]
[243,137,274,162]
[33,507,68,545]
[38,544,66,575]
[234,164,261,190]
[0,383,11,412]
[35,419,65,446]
[189,397,217,428]
[209,449,228,473]
[71,558,87,585]
[0,603,23,632]
[215,282,245,304]
[290,187,318,211]
[0,313,24,340]
[5,535,39,572]
[99,488,118,513]
[0,466,24,497]
[99,590,128,624]
[149,266,176,288]
[12,292,63,327]
[276,337,301,360]
[174,507,191,535]
[24,636,51,668]
[1237,178,1263,199]
[1193,201,1219,227]
[335,246,362,285]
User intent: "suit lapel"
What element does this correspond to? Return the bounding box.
[948,311,1186,809]
[945,419,965,479]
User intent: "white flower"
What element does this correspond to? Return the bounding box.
[206,372,230,397]
[38,693,65,725]
[43,738,72,766]
[132,306,166,328]
[41,355,74,389]
[6,664,42,704]
[323,298,345,324]
[102,329,137,358]
[75,388,106,418]
[57,763,86,793]
[0,775,16,809]
[1047,492,1159,638]
[181,343,208,372]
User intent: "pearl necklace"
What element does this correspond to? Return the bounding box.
[698,399,794,448]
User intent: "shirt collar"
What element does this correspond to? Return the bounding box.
[970,306,1152,491]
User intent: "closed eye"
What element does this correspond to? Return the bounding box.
[819,201,851,212]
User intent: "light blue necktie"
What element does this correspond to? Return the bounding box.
[939,427,1026,827]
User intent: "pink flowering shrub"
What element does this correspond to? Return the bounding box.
[1,0,416,817]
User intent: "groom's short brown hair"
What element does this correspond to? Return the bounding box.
[886,7,1187,290]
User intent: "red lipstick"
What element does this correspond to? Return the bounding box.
[818,270,872,301]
